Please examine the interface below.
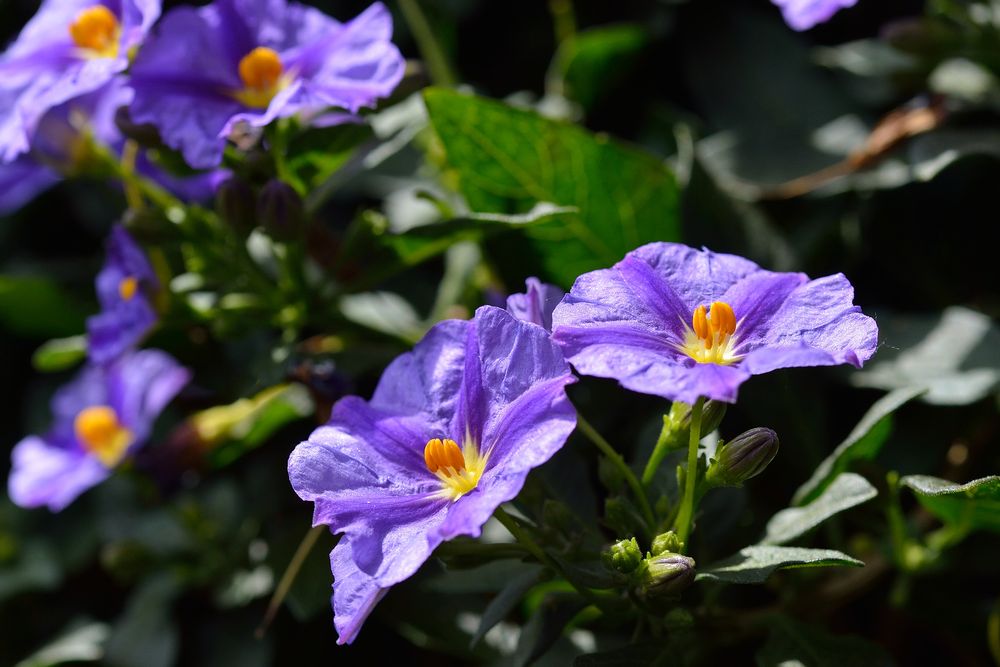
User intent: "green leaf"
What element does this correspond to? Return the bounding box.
[852,307,1000,405]
[423,88,681,286]
[384,202,576,267]
[792,387,923,505]
[471,567,545,647]
[31,335,87,372]
[105,576,179,667]
[558,24,648,111]
[512,593,587,667]
[0,275,87,338]
[14,621,109,667]
[697,546,863,585]
[756,615,893,667]
[763,473,878,545]
[900,475,1000,533]
[339,291,424,343]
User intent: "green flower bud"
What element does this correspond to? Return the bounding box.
[216,177,256,235]
[658,400,728,452]
[258,179,304,240]
[598,456,626,493]
[650,531,684,556]
[640,553,695,598]
[706,427,779,487]
[602,537,643,574]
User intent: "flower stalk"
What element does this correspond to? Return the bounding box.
[673,396,705,550]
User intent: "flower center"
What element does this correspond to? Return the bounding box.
[69,5,120,58]
[678,301,742,365]
[74,405,133,467]
[234,47,285,109]
[424,437,488,501]
[118,276,138,301]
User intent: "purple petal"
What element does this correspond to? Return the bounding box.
[721,270,807,347]
[506,277,565,331]
[105,349,190,439]
[773,0,858,31]
[7,436,109,511]
[331,537,388,645]
[0,158,60,214]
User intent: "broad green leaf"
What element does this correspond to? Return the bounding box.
[792,387,923,505]
[852,307,1000,405]
[31,336,87,372]
[14,621,109,667]
[0,275,87,338]
[471,567,546,647]
[105,576,179,667]
[195,384,314,468]
[339,291,423,343]
[900,475,1000,533]
[697,546,863,585]
[286,122,373,194]
[756,615,892,667]
[558,24,648,111]
[424,88,680,286]
[763,473,878,545]
[384,202,576,267]
[512,593,587,667]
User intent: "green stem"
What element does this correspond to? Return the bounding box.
[548,0,577,46]
[256,525,324,638]
[673,396,704,550]
[576,413,656,530]
[641,417,675,488]
[398,0,456,87]
[885,471,909,570]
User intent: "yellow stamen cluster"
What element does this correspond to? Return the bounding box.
[74,405,133,467]
[424,437,488,501]
[679,301,742,365]
[69,5,120,57]
[235,47,285,108]
[118,276,138,301]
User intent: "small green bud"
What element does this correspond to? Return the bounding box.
[216,177,256,235]
[706,427,779,487]
[598,456,626,493]
[602,537,643,574]
[658,400,728,453]
[258,179,304,240]
[650,531,684,556]
[640,553,695,598]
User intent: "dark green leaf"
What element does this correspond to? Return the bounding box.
[792,388,923,505]
[424,88,680,286]
[512,593,587,667]
[574,643,665,666]
[900,475,1000,533]
[0,275,87,338]
[559,24,648,112]
[756,615,893,667]
[105,576,179,667]
[764,473,878,546]
[471,567,545,647]
[697,546,863,585]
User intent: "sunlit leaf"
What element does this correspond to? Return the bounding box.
[764,473,877,545]
[900,475,1000,534]
[698,546,863,585]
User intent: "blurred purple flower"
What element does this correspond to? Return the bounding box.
[0,0,160,162]
[7,349,189,511]
[128,0,405,168]
[0,79,224,214]
[773,0,857,31]
[551,243,878,404]
[86,225,158,363]
[288,306,577,644]
[506,277,565,332]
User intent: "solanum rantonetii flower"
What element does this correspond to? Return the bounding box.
[506,277,565,331]
[7,349,189,511]
[128,0,405,168]
[0,0,160,162]
[288,306,577,644]
[772,0,858,31]
[551,242,878,404]
[86,225,159,363]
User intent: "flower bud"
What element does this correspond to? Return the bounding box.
[602,537,643,574]
[258,179,304,240]
[640,553,695,598]
[650,531,684,557]
[216,177,257,235]
[658,400,728,452]
[706,427,779,487]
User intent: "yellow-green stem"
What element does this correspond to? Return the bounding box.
[673,396,704,550]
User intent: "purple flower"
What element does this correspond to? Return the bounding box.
[7,349,189,511]
[288,306,577,644]
[0,78,223,214]
[506,277,565,332]
[0,0,160,162]
[86,225,159,363]
[551,243,878,404]
[773,0,857,31]
[128,0,405,168]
